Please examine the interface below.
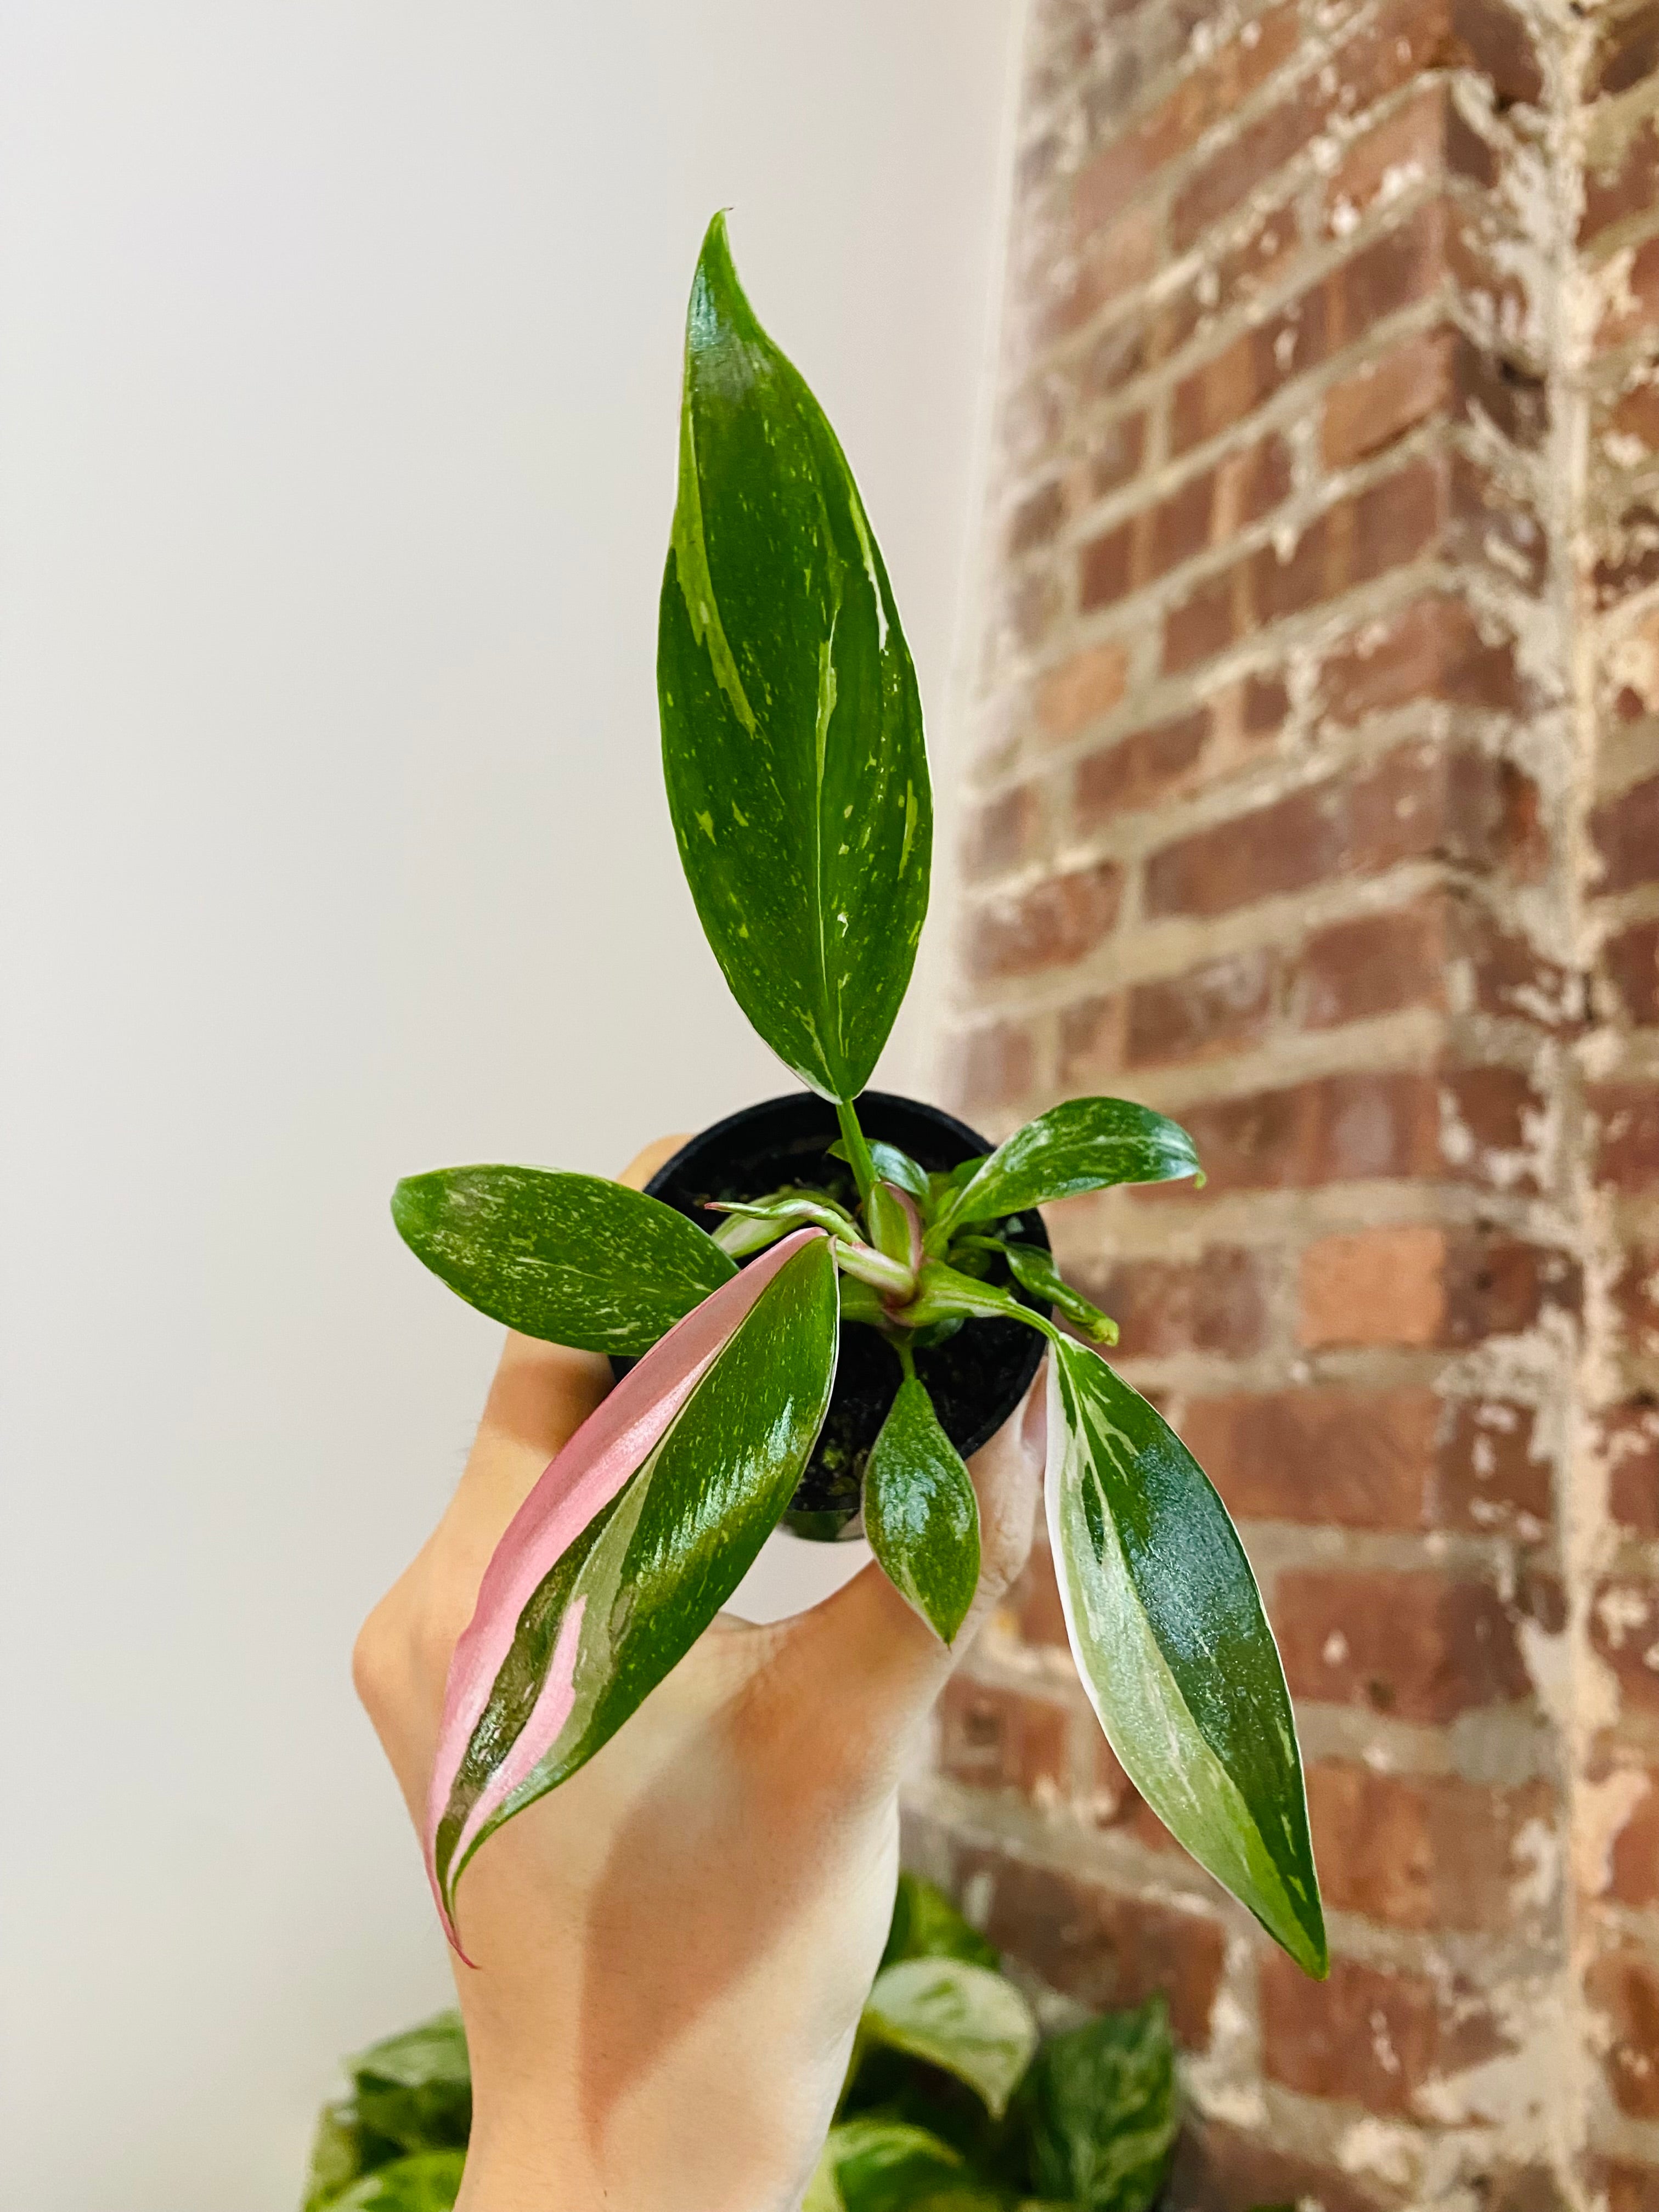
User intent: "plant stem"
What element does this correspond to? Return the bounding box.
[834,1094,877,1208]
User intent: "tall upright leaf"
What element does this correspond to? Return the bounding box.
[392,1165,733,1356]
[427,1229,838,1947]
[1045,1339,1325,1976]
[658,212,931,1100]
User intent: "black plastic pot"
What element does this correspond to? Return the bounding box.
[613,1090,1051,1542]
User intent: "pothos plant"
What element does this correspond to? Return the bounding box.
[392,212,1327,1983]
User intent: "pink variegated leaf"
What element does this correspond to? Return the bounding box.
[426,1228,839,1952]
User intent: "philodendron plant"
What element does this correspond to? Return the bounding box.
[392,213,1327,1983]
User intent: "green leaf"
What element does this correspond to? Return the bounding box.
[830,1136,933,1205]
[864,1376,980,1644]
[391,1166,733,1357]
[818,2119,972,2212]
[882,1872,1000,1972]
[1016,1998,1177,2212]
[1046,1340,1327,1976]
[862,1958,1039,2120]
[348,2011,471,2153]
[933,1101,1200,1242]
[658,212,932,1101]
[302,2099,376,2212]
[324,2151,465,2211]
[433,1235,839,1915]
[802,2147,849,2212]
[1002,1243,1118,1346]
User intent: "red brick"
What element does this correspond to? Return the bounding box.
[1600,1763,1659,1907]
[1324,82,1496,236]
[1334,0,1542,112]
[952,1847,1225,2046]
[1171,78,1332,252]
[1242,668,1289,735]
[1597,233,1659,351]
[1079,519,1133,610]
[1008,478,1067,556]
[1319,593,1526,722]
[1434,1397,1553,1537]
[1072,2,1301,236]
[1613,1240,1659,1361]
[1593,1081,1659,1191]
[1306,1763,1556,1931]
[1607,918,1659,1025]
[1036,640,1130,741]
[1293,899,1447,1028]
[1178,1069,1442,1192]
[1301,1224,1449,1348]
[1084,410,1147,500]
[1443,1227,1579,1339]
[1588,1943,1659,2119]
[966,861,1122,978]
[962,782,1041,878]
[1605,1399,1659,1535]
[1057,990,1126,1086]
[1076,707,1210,822]
[1069,1247,1271,1358]
[1446,1063,1549,1188]
[1583,116,1659,247]
[1005,567,1061,653]
[1161,568,1240,672]
[1592,1579,1659,1717]
[1322,326,1459,467]
[937,1679,1069,1800]
[1275,1567,1532,1721]
[1144,742,1543,921]
[1595,774,1659,895]
[945,1019,1037,1120]
[1041,202,1160,338]
[1125,949,1276,1066]
[1440,0,1544,104]
[1596,2157,1659,2212]
[1595,502,1659,607]
[1593,0,1659,98]
[1184,1386,1440,1529]
[1009,1539,1069,1648]
[1167,2118,1389,2212]
[1260,1948,1509,2115]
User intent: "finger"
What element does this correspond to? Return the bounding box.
[769,1364,1048,1758]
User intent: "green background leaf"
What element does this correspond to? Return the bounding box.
[817,2119,968,2212]
[1015,1998,1177,2212]
[1047,1341,1326,1976]
[348,2012,471,2153]
[939,1101,1199,1234]
[658,212,931,1099]
[862,1957,1039,2120]
[391,1166,733,1356]
[882,1872,1000,1973]
[864,1375,980,1643]
[326,2150,465,2211]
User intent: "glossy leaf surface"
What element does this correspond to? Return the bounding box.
[350,2012,471,2152]
[881,1871,1000,1973]
[814,2119,973,2212]
[427,1231,838,1947]
[864,1376,980,1643]
[862,1957,1039,2120]
[392,1166,732,1357]
[658,213,931,1099]
[1015,1997,1177,2212]
[934,1100,1199,1239]
[830,1135,932,1204]
[1002,1242,1117,1346]
[1045,1340,1325,1976]
[328,2152,465,2211]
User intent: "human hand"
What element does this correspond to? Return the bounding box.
[354,1135,1046,2212]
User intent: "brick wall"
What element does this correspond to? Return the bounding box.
[915,0,1659,2204]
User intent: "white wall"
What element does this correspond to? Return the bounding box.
[0,5,1017,2205]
